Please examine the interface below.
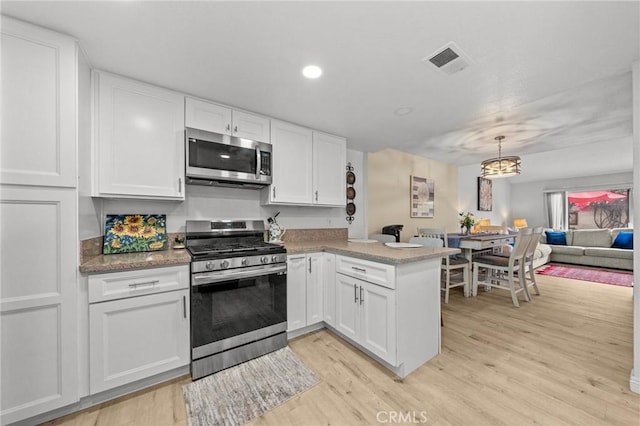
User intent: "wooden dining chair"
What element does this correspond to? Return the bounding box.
[472,228,533,307]
[369,233,396,243]
[521,226,543,300]
[417,227,469,303]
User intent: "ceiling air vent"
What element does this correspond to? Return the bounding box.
[423,41,473,75]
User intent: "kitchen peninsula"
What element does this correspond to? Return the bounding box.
[282,237,458,379]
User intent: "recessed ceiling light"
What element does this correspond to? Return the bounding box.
[302,65,322,79]
[394,107,413,116]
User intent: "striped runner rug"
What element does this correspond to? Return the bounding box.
[183,347,319,426]
[536,263,633,287]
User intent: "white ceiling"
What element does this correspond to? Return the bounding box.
[2,1,639,167]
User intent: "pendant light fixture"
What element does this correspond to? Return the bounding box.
[480,135,521,178]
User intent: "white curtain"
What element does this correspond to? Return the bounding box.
[545,192,567,230]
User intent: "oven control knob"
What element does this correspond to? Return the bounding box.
[241,258,248,266]
[271,255,279,263]
[205,261,215,270]
[220,260,230,269]
[261,256,269,264]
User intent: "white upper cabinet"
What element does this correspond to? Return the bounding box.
[264,121,346,206]
[267,120,314,204]
[93,71,185,200]
[313,132,347,206]
[1,16,77,187]
[185,97,270,143]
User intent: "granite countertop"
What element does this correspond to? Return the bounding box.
[284,240,460,265]
[79,248,191,274]
[79,228,459,273]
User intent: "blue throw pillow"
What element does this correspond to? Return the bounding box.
[546,231,567,245]
[612,232,633,249]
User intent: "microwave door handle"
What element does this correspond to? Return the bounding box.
[255,146,261,179]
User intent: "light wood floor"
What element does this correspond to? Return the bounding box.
[45,274,639,425]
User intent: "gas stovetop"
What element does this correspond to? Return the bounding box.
[185,219,286,263]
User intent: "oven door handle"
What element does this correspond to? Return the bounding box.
[192,264,287,286]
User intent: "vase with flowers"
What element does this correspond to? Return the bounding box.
[459,211,475,235]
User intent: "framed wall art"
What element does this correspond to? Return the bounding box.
[477,177,492,211]
[410,175,434,218]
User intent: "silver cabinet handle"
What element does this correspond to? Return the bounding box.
[273,186,276,199]
[178,177,182,194]
[183,295,187,319]
[360,286,364,305]
[234,125,238,133]
[354,283,358,303]
[315,190,318,202]
[255,147,262,180]
[308,257,312,273]
[226,124,231,131]
[128,279,159,289]
[351,266,366,273]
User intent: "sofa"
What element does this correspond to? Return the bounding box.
[540,228,633,271]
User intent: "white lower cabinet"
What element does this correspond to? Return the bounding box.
[88,266,190,394]
[322,253,336,327]
[335,273,396,365]
[286,253,324,332]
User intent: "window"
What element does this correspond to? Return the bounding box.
[545,188,632,230]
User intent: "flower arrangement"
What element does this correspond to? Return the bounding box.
[103,214,167,254]
[459,211,475,233]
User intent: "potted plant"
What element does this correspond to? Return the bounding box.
[459,212,475,235]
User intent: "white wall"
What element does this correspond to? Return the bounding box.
[457,164,511,226]
[346,148,367,239]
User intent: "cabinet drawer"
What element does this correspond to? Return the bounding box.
[88,265,189,303]
[335,255,395,289]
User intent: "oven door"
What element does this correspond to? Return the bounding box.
[190,264,286,360]
[186,127,272,185]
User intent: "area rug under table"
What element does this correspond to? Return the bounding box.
[536,263,633,287]
[183,346,319,426]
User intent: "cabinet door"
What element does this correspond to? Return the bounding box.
[95,71,185,199]
[269,120,313,204]
[360,282,397,365]
[232,110,270,143]
[313,132,347,206]
[185,97,232,135]
[1,16,76,187]
[305,253,324,325]
[1,186,78,423]
[334,273,359,342]
[89,289,189,394]
[286,255,307,331]
[323,253,336,327]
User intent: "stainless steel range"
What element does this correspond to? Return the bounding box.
[186,219,287,379]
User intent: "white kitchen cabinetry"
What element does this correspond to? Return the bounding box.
[1,17,81,425]
[335,273,396,365]
[322,253,336,327]
[264,121,346,206]
[267,120,314,204]
[1,186,79,424]
[333,255,441,378]
[1,16,77,188]
[88,266,190,394]
[93,71,185,200]
[286,253,324,333]
[313,132,347,206]
[185,97,270,143]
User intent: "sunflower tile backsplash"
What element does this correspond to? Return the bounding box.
[103,214,167,254]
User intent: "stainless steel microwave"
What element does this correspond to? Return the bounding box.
[185,127,272,189]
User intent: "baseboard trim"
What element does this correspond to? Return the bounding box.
[630,369,640,394]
